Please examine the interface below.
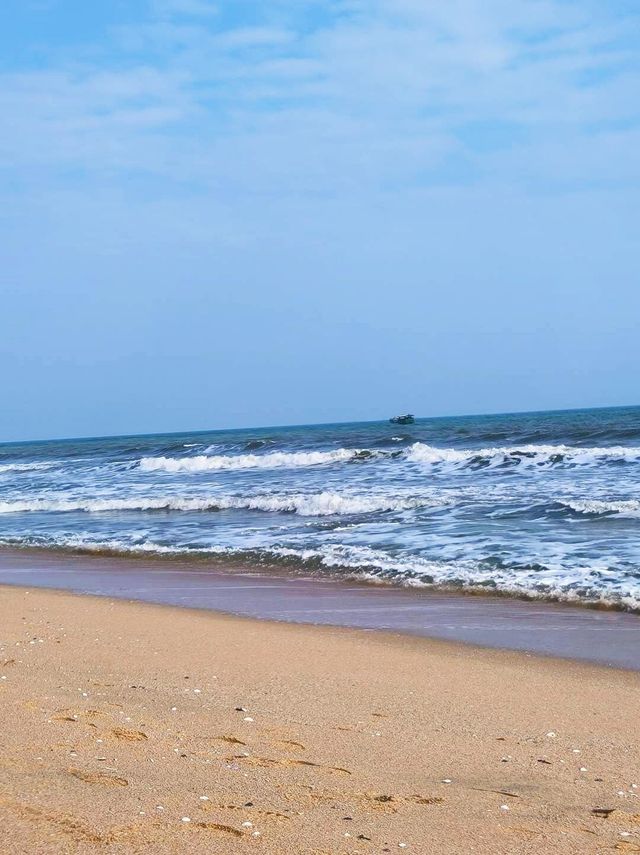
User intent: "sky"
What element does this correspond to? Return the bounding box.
[1,0,639,441]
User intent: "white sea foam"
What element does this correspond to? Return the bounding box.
[0,461,55,473]
[0,533,185,555]
[0,498,189,514]
[264,544,640,610]
[0,491,448,517]
[219,492,447,516]
[405,442,640,469]
[560,499,640,519]
[138,442,640,474]
[139,448,366,472]
[4,418,640,613]
[2,534,638,609]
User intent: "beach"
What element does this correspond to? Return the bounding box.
[3,409,640,612]
[4,0,639,849]
[1,585,639,854]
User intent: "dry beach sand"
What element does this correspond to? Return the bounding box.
[0,585,639,854]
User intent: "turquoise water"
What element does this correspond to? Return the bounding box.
[1,406,640,609]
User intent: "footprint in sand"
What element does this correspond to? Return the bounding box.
[272,739,306,751]
[0,797,104,845]
[195,822,244,837]
[363,792,444,810]
[301,788,443,812]
[110,727,148,742]
[211,735,247,746]
[405,795,445,805]
[69,768,128,787]
[201,803,290,822]
[52,709,106,727]
[1,797,150,847]
[232,755,351,775]
[53,713,80,723]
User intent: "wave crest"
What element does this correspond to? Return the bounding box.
[2,535,637,610]
[559,499,640,519]
[137,442,640,474]
[0,461,55,474]
[406,442,640,469]
[139,448,365,472]
[0,491,448,517]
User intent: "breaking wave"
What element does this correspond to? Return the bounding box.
[137,442,640,474]
[0,461,55,474]
[2,535,638,611]
[0,491,449,517]
[405,442,640,469]
[266,543,640,610]
[559,499,640,519]
[3,408,640,615]
[139,448,370,472]
[219,492,446,516]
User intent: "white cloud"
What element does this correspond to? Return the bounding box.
[0,0,638,198]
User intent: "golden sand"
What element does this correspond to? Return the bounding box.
[0,585,639,853]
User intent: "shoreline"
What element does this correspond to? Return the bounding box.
[3,580,639,678]
[0,584,639,853]
[4,541,640,615]
[1,546,639,671]
[3,542,639,616]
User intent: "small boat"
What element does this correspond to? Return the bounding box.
[390,414,415,425]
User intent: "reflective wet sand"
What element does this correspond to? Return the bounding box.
[1,548,638,670]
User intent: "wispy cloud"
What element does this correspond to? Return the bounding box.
[1,1,639,436]
[1,1,639,197]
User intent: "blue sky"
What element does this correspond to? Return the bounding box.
[1,0,639,440]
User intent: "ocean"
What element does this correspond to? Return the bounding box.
[1,406,640,611]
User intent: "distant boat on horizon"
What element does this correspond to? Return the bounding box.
[389,413,415,425]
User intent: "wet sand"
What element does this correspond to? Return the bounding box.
[1,547,639,670]
[1,584,639,854]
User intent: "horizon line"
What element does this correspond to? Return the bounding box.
[1,402,638,448]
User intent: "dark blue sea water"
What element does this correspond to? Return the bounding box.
[1,406,640,609]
